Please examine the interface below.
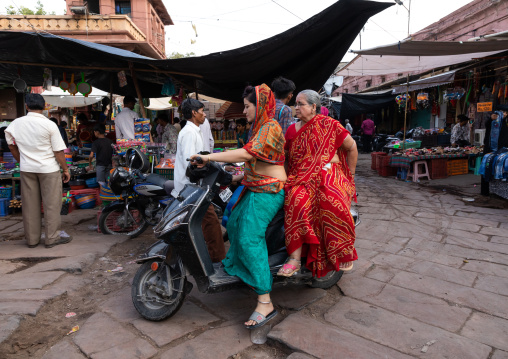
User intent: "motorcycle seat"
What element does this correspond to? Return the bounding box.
[146,174,174,194]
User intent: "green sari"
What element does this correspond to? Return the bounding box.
[223,189,284,294]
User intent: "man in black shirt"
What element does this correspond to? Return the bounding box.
[88,124,113,187]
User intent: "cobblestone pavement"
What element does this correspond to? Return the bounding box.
[0,154,507,359]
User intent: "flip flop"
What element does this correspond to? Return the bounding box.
[245,309,278,330]
[277,258,301,277]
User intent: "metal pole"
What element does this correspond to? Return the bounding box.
[407,0,411,37]
[403,74,409,148]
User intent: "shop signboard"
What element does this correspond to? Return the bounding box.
[477,102,493,112]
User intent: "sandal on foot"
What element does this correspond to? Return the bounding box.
[277,258,301,277]
[339,262,354,272]
[245,309,278,329]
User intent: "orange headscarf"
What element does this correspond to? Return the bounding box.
[243,84,285,165]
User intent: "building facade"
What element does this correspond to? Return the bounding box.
[0,0,173,59]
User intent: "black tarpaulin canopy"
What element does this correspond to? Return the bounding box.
[340,92,396,119]
[0,0,392,101]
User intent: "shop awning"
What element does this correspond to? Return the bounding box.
[392,70,456,94]
[0,0,392,101]
[41,86,107,107]
[338,40,508,77]
[340,92,396,119]
[146,97,173,110]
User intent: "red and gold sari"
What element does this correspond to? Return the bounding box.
[284,114,357,278]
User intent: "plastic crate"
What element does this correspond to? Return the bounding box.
[0,187,12,199]
[400,141,421,149]
[155,168,174,180]
[429,158,448,179]
[375,153,388,172]
[371,152,385,170]
[447,159,468,176]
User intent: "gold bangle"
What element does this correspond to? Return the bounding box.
[208,155,212,162]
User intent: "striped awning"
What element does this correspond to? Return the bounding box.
[215,101,245,119]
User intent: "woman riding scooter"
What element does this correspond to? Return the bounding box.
[190,84,286,329]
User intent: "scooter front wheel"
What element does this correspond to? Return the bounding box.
[131,257,187,321]
[99,203,148,238]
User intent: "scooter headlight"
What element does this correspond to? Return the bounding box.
[157,211,188,236]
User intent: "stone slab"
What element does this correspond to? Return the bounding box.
[159,323,252,359]
[0,315,21,344]
[101,287,142,323]
[365,264,397,283]
[370,253,415,270]
[445,229,489,242]
[479,227,508,237]
[409,260,477,286]
[0,260,24,275]
[0,222,24,234]
[0,271,66,290]
[356,283,472,332]
[491,236,508,245]
[324,297,491,358]
[390,270,508,320]
[73,312,155,358]
[462,260,508,278]
[41,338,87,359]
[287,353,317,359]
[461,312,508,352]
[0,288,66,302]
[269,312,413,359]
[271,286,326,311]
[0,301,44,316]
[492,349,508,359]
[132,301,219,347]
[25,253,95,274]
[474,274,508,296]
[188,284,253,321]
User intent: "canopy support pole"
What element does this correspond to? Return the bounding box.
[108,74,114,122]
[195,79,199,100]
[403,74,409,149]
[129,62,147,119]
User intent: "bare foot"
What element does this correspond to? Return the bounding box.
[245,301,274,327]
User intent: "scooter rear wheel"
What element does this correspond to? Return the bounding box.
[310,270,343,289]
[131,257,187,321]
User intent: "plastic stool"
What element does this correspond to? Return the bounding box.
[407,160,430,182]
[396,167,408,180]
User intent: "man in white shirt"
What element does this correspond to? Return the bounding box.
[5,94,72,248]
[175,99,225,262]
[115,95,138,140]
[200,117,214,153]
[345,119,353,134]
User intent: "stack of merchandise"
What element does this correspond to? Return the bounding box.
[134,118,151,142]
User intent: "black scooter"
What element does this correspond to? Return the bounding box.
[131,158,360,321]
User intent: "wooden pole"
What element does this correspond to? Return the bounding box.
[129,62,146,119]
[403,74,409,149]
[0,60,204,78]
[194,79,199,100]
[108,73,114,122]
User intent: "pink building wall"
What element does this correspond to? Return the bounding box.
[335,0,508,96]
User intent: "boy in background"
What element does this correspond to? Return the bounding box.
[88,124,113,187]
[236,118,248,148]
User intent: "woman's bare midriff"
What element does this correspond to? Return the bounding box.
[330,153,340,163]
[255,160,287,182]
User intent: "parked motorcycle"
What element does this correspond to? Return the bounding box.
[131,156,361,321]
[373,134,400,152]
[98,148,174,238]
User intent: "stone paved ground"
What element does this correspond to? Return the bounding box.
[0,153,507,359]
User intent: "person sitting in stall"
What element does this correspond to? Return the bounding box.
[87,124,113,188]
[50,118,69,147]
[236,118,249,148]
[451,114,471,147]
[159,114,178,154]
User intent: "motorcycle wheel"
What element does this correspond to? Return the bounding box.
[99,203,149,238]
[309,270,343,289]
[131,256,187,321]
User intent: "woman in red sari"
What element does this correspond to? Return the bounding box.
[278,90,358,278]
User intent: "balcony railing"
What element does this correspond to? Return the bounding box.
[0,15,147,45]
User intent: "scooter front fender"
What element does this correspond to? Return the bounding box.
[135,240,169,263]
